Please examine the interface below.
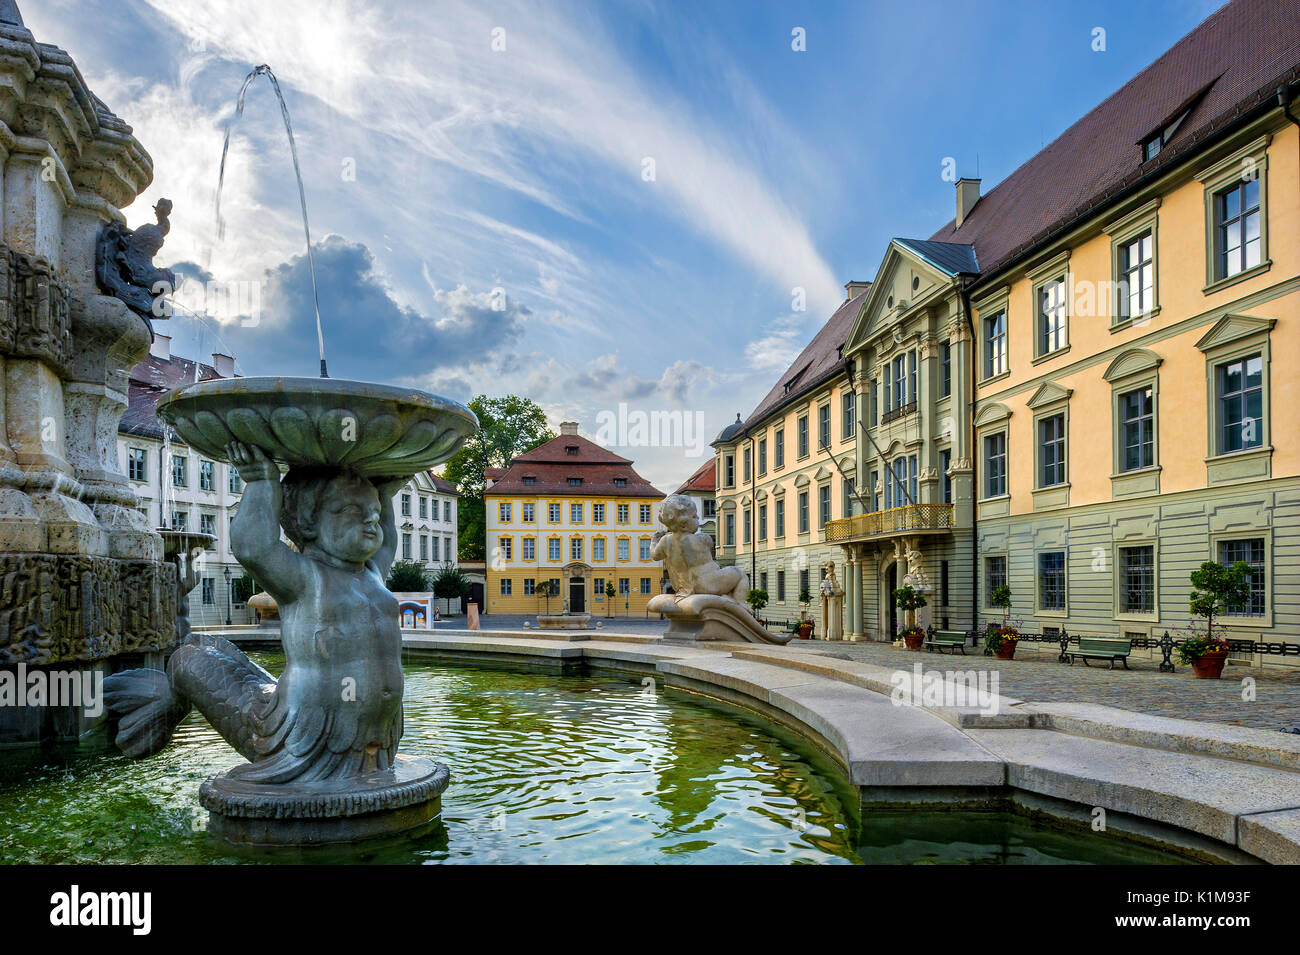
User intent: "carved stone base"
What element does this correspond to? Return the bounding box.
[648,593,793,645]
[200,755,450,846]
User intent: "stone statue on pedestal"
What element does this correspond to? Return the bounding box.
[820,562,844,641]
[95,198,176,336]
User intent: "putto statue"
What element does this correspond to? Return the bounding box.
[95,198,177,335]
[648,494,790,644]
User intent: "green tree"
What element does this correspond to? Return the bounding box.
[746,588,769,617]
[893,585,928,631]
[603,581,616,617]
[443,395,555,561]
[1189,560,1252,640]
[537,578,559,614]
[386,560,429,592]
[430,563,470,614]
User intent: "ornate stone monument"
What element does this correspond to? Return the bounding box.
[820,562,844,641]
[648,494,791,645]
[0,3,179,745]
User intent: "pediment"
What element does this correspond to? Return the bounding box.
[973,402,1011,428]
[1195,314,1275,353]
[814,465,833,482]
[1103,347,1163,382]
[1026,380,1073,410]
[846,242,951,351]
[794,472,810,488]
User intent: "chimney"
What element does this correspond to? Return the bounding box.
[955,178,981,229]
[211,352,235,378]
[844,280,870,300]
[559,421,579,436]
[150,333,171,361]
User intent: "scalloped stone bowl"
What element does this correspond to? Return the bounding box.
[157,377,478,478]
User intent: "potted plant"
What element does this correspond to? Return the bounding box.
[796,586,814,638]
[1181,560,1250,678]
[746,588,769,619]
[986,585,1018,659]
[893,585,928,650]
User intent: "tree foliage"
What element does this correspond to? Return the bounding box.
[746,588,769,615]
[443,395,555,561]
[1189,560,1251,638]
[430,563,470,613]
[386,560,429,592]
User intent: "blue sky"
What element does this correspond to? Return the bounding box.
[29,0,1224,489]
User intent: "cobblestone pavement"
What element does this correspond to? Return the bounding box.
[795,639,1300,731]
[474,615,1300,731]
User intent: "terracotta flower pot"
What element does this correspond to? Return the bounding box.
[994,641,1017,660]
[797,622,814,639]
[902,630,925,650]
[1191,650,1228,679]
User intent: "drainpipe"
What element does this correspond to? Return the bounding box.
[959,278,979,638]
[1280,84,1300,135]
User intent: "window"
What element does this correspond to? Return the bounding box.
[742,508,751,544]
[200,513,216,539]
[869,469,879,511]
[759,572,768,593]
[940,342,951,397]
[498,536,513,561]
[818,485,831,527]
[1143,134,1161,162]
[842,478,855,519]
[523,578,536,596]
[548,538,562,561]
[548,502,562,523]
[432,537,441,561]
[1119,231,1155,320]
[401,533,412,559]
[940,449,952,504]
[617,504,629,523]
[571,502,583,523]
[1039,551,1066,611]
[818,404,831,450]
[798,491,809,534]
[774,429,785,469]
[983,311,1007,378]
[127,447,147,483]
[1215,178,1261,280]
[797,415,809,457]
[868,381,878,426]
[500,578,512,596]
[565,445,579,455]
[885,455,917,509]
[499,502,512,522]
[522,502,535,523]
[592,537,605,562]
[774,499,785,538]
[443,501,452,521]
[1216,354,1263,453]
[199,460,214,491]
[593,503,605,522]
[639,538,651,561]
[640,578,652,595]
[758,439,767,475]
[400,493,411,516]
[171,455,188,488]
[619,578,630,596]
[523,476,536,486]
[941,561,950,607]
[201,578,214,605]
[1120,545,1154,613]
[1039,413,1066,487]
[567,477,583,487]
[984,432,1007,498]
[985,556,1006,605]
[169,511,187,532]
[702,500,715,518]
[725,512,735,546]
[228,467,242,494]
[743,446,751,483]
[420,535,428,561]
[1120,386,1154,471]
[419,496,427,518]
[884,351,917,413]
[1219,538,1265,617]
[776,570,786,602]
[1038,277,1067,355]
[617,538,630,561]
[758,504,767,540]
[639,504,652,523]
[799,569,810,599]
[571,538,583,562]
[724,455,735,487]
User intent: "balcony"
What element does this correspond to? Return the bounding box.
[823,503,956,543]
[879,401,917,426]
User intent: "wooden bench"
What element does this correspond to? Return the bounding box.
[923,630,968,654]
[1067,636,1133,669]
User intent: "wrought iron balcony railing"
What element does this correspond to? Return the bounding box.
[823,503,955,543]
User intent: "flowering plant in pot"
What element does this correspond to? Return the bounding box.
[1182,560,1250,679]
[796,587,814,638]
[985,585,1018,659]
[893,585,928,650]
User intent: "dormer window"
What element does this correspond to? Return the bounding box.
[1143,135,1161,162]
[522,476,536,485]
[565,445,579,455]
[567,477,582,486]
[614,477,627,488]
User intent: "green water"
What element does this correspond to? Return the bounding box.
[0,657,1192,864]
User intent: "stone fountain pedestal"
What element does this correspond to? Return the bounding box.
[201,756,450,846]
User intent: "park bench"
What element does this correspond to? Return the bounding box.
[1066,636,1133,669]
[923,630,967,654]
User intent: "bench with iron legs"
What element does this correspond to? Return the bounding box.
[1067,636,1133,669]
[923,630,968,654]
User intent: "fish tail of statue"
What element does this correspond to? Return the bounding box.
[104,633,278,762]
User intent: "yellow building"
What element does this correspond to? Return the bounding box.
[483,422,665,616]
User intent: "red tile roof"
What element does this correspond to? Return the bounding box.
[428,472,459,496]
[674,458,716,496]
[119,352,224,441]
[486,433,662,498]
[930,0,1300,280]
[512,432,633,464]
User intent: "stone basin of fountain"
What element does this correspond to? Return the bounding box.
[536,612,592,630]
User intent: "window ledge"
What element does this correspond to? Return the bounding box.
[1036,609,1069,619]
[1031,345,1072,366]
[1204,260,1271,295]
[979,369,1011,387]
[1204,445,1272,464]
[978,493,1011,505]
[1114,612,1158,623]
[1110,465,1162,480]
[1109,307,1162,333]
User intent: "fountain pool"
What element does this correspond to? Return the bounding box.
[0,655,1195,864]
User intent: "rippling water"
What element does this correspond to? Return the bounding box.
[0,658,1191,864]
